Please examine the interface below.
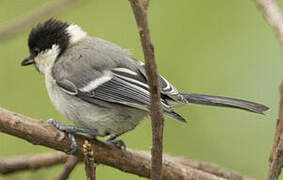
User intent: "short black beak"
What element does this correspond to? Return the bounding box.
[21,55,35,66]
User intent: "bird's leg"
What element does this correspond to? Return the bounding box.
[47,118,103,154]
[47,119,103,136]
[106,133,126,152]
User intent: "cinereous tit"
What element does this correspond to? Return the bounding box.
[21,19,269,153]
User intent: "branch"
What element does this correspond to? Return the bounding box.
[257,0,283,47]
[0,151,254,180]
[267,82,283,180]
[128,1,164,180]
[83,140,96,180]
[0,107,254,179]
[54,155,79,180]
[168,156,254,180]
[0,0,78,41]
[142,0,150,10]
[0,152,67,175]
[256,1,283,179]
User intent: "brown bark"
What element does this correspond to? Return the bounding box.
[0,152,67,175]
[0,151,254,180]
[0,107,253,180]
[257,0,283,48]
[256,0,283,179]
[267,82,283,180]
[54,155,79,180]
[128,0,164,179]
[83,140,96,180]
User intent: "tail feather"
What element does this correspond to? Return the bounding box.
[180,93,269,114]
[165,111,187,123]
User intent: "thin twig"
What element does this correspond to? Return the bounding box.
[256,0,283,179]
[0,107,254,179]
[0,152,67,175]
[142,0,150,10]
[267,82,283,180]
[128,1,164,180]
[257,0,283,48]
[166,155,254,180]
[54,155,79,180]
[83,140,95,180]
[0,0,78,41]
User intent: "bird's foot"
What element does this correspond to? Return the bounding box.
[47,119,103,136]
[67,133,78,154]
[106,134,126,153]
[47,118,103,154]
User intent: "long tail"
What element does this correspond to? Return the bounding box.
[180,93,269,114]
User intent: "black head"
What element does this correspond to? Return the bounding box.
[28,18,70,57]
[21,18,70,66]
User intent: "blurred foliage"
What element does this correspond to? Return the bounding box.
[0,0,282,179]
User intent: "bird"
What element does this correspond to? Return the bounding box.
[21,18,269,154]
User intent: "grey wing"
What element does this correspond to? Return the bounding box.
[54,67,186,123]
[133,60,188,104]
[51,38,186,122]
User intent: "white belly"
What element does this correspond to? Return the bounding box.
[45,74,147,136]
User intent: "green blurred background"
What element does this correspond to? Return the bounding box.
[0,0,282,179]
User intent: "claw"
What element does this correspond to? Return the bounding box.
[67,133,77,154]
[106,134,126,153]
[107,139,126,153]
[47,118,56,125]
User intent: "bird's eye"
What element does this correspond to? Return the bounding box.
[33,48,40,55]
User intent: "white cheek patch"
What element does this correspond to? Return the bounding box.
[35,44,60,74]
[66,24,87,45]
